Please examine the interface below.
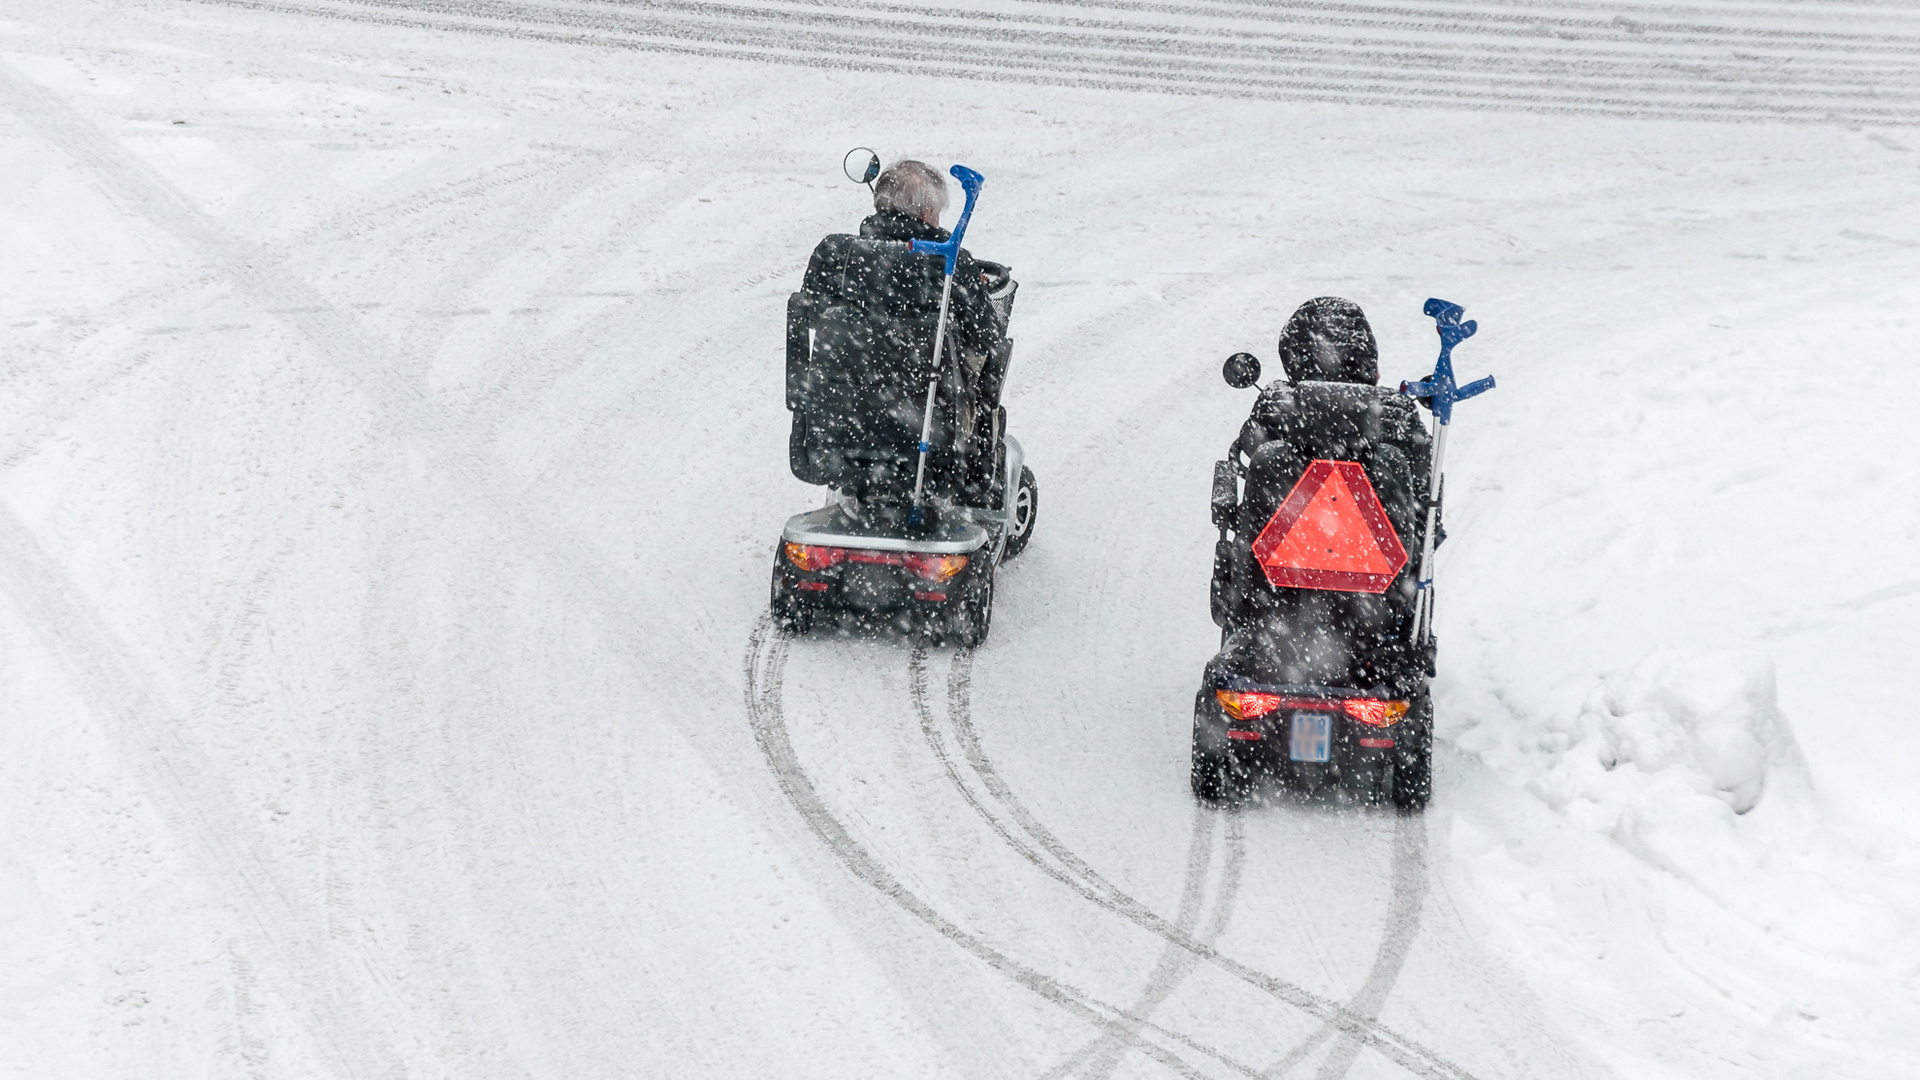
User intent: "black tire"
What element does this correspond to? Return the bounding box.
[950,570,994,648]
[770,568,812,637]
[1390,689,1434,812]
[1190,694,1250,802]
[1191,745,1251,803]
[1191,747,1231,802]
[1002,466,1038,562]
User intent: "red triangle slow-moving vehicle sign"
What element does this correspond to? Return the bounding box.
[1251,460,1409,594]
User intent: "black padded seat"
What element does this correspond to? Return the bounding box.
[786,235,974,499]
[1223,381,1434,691]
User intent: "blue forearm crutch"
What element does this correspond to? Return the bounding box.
[1400,298,1496,644]
[905,165,985,525]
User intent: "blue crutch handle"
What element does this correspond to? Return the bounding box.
[907,164,985,276]
[1400,297,1496,426]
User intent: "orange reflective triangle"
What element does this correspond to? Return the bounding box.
[1250,460,1409,594]
[1265,469,1397,575]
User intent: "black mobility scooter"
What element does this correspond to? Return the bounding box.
[771,160,1038,646]
[1193,298,1490,810]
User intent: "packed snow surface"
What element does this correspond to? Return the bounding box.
[2,1,1918,1077]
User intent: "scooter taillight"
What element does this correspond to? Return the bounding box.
[902,553,969,582]
[1215,690,1283,721]
[1342,699,1409,727]
[1214,691,1408,726]
[788,543,967,581]
[784,542,846,572]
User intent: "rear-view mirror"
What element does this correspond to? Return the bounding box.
[1223,352,1262,389]
[844,147,880,186]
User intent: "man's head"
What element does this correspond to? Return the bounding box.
[873,160,949,226]
[1278,297,1379,385]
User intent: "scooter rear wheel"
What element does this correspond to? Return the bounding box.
[770,567,813,636]
[949,570,994,648]
[1003,466,1038,562]
[1190,693,1251,802]
[1390,688,1434,811]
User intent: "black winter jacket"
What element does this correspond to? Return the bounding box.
[858,210,1003,356]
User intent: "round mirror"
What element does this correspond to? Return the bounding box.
[843,147,880,186]
[1223,352,1262,389]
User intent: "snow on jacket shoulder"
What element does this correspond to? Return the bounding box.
[1233,380,1432,486]
[855,211,1002,353]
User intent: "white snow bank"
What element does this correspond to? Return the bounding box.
[1542,649,1803,816]
[1459,645,1835,926]
[1467,649,1802,804]
[1464,650,1809,881]
[1447,651,1919,1078]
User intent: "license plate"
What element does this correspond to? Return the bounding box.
[1289,712,1333,762]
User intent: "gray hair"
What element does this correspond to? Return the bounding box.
[873,160,949,221]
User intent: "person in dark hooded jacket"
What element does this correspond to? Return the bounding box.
[1213,296,1438,691]
[1233,297,1396,458]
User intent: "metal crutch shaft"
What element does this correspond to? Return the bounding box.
[908,273,955,523]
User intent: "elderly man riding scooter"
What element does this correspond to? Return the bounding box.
[856,160,1015,421]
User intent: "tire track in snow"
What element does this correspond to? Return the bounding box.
[899,635,1473,1078]
[216,2,1912,125]
[187,0,1920,124]
[447,161,762,440]
[1066,809,1243,1080]
[0,60,428,1080]
[932,647,1441,1079]
[1263,817,1427,1078]
[1013,751,1247,1078]
[205,0,1920,72]
[1062,805,1245,1080]
[746,619,1264,1079]
[0,60,450,447]
[0,503,391,1080]
[0,55,636,1076]
[914,646,1248,1078]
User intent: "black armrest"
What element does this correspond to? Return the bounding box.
[1211,460,1239,530]
[785,292,819,410]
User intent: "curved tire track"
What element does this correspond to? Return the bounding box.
[929,647,1444,1079]
[0,504,393,1080]
[746,619,1268,1079]
[921,641,1251,1068]
[1059,809,1246,1080]
[0,54,691,1075]
[1262,818,1426,1078]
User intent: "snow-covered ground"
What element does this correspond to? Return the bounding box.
[3,1,1917,1077]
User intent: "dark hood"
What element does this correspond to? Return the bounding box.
[1278,297,1379,385]
[859,209,949,244]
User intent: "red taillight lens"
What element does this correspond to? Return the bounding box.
[784,542,845,572]
[786,543,965,581]
[903,553,969,582]
[1342,699,1409,727]
[1215,690,1284,721]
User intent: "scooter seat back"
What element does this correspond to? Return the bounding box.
[1239,384,1428,553]
[793,235,943,401]
[1224,381,1433,687]
[1281,382,1387,459]
[786,234,966,495]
